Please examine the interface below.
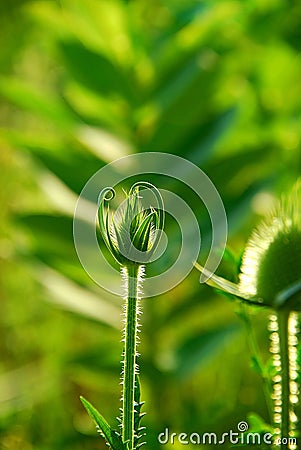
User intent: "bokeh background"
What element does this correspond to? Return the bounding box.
[1,0,301,449]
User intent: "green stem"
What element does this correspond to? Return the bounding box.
[277,309,290,450]
[243,305,273,422]
[122,264,141,450]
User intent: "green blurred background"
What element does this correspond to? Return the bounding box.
[0,0,301,449]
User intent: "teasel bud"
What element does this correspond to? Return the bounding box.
[239,184,301,310]
[196,182,301,311]
[98,181,164,268]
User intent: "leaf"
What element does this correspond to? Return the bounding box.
[0,76,75,127]
[32,264,121,327]
[194,262,243,296]
[246,412,274,434]
[142,56,225,154]
[134,376,146,449]
[186,108,236,165]
[23,144,103,195]
[1,129,105,195]
[59,40,134,101]
[132,211,156,253]
[80,397,126,450]
[250,355,264,376]
[173,323,240,378]
[194,263,267,307]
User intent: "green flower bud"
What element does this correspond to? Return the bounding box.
[196,181,301,312]
[239,183,301,310]
[98,181,164,267]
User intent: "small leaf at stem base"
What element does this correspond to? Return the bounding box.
[80,396,126,450]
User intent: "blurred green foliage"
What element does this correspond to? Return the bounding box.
[0,0,301,449]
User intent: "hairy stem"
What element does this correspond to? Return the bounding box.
[122,264,142,449]
[277,309,290,449]
[243,305,273,422]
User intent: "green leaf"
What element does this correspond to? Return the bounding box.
[59,40,134,101]
[0,76,75,127]
[106,208,122,264]
[132,211,156,253]
[250,355,264,376]
[246,412,273,434]
[32,264,121,328]
[98,189,113,251]
[194,263,267,307]
[174,324,240,378]
[194,263,243,297]
[1,131,104,195]
[143,58,225,154]
[134,376,146,449]
[80,396,126,450]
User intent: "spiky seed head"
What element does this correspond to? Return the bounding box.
[239,182,301,310]
[98,182,164,267]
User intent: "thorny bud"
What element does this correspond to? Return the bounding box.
[98,181,164,267]
[239,182,301,310]
[196,181,301,311]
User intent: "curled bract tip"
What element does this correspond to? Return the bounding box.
[98,187,115,204]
